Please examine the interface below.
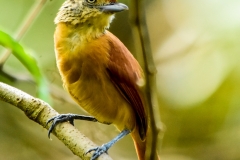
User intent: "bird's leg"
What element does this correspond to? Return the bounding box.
[46,113,98,138]
[86,129,131,160]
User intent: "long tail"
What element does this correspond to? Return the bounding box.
[133,140,146,160]
[131,127,146,160]
[131,127,161,160]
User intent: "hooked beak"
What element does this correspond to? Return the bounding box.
[98,3,128,13]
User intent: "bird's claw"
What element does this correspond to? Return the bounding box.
[85,144,109,160]
[46,114,76,138]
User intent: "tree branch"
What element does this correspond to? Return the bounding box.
[0,82,112,160]
[130,0,163,159]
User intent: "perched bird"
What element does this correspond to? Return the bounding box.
[47,0,148,159]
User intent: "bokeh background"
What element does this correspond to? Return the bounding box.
[1,0,240,159]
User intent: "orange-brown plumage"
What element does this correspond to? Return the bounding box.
[52,0,148,159]
[107,32,147,140]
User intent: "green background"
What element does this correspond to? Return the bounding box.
[1,0,240,160]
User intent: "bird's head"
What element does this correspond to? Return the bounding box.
[55,0,128,31]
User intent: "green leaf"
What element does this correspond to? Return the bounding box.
[0,30,51,104]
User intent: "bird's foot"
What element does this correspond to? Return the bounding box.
[85,129,130,160]
[85,144,110,160]
[46,114,98,138]
[46,113,78,138]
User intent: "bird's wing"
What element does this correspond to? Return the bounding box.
[106,32,147,140]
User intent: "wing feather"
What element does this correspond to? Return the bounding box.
[106,31,147,140]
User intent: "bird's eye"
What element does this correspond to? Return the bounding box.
[86,0,96,4]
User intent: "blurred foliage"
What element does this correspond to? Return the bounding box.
[147,0,240,160]
[0,0,240,160]
[0,30,50,103]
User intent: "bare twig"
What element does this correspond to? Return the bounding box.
[0,82,112,160]
[0,0,48,68]
[130,0,162,159]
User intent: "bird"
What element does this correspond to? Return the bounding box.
[47,0,148,159]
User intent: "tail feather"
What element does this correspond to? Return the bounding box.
[131,127,146,160]
[131,127,160,160]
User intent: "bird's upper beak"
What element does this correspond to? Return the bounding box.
[98,3,128,13]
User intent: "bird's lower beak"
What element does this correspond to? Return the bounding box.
[98,3,128,13]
